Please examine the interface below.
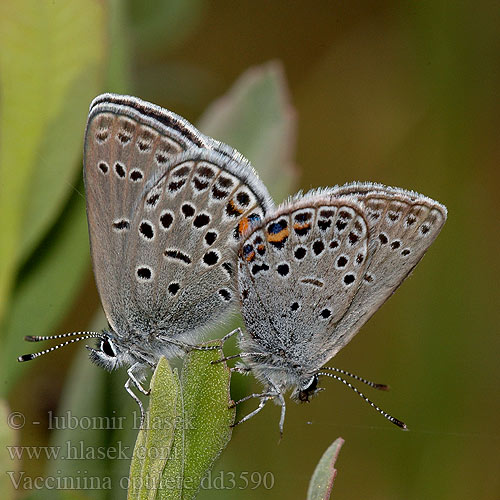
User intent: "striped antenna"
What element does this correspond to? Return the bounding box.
[321,366,389,390]
[18,332,103,362]
[317,371,407,429]
[24,331,101,342]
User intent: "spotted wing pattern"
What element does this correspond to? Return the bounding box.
[314,182,447,365]
[237,184,446,371]
[237,192,369,368]
[84,95,273,345]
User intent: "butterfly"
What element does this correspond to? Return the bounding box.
[19,94,273,418]
[222,183,447,434]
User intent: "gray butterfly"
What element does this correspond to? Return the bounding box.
[19,94,273,415]
[222,182,447,434]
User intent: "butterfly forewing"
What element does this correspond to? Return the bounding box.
[89,94,251,164]
[313,183,447,365]
[84,95,273,341]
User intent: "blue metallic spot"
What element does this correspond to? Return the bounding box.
[243,244,254,256]
[268,219,287,234]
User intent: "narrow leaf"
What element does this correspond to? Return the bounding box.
[44,347,114,494]
[198,60,298,203]
[128,357,179,500]
[152,343,235,500]
[2,188,90,394]
[0,400,17,500]
[129,0,204,54]
[153,370,184,500]
[44,310,144,500]
[178,343,234,500]
[307,437,345,500]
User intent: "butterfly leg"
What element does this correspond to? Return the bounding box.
[229,391,277,408]
[210,328,244,365]
[211,351,261,365]
[127,363,150,395]
[220,327,243,345]
[211,353,241,365]
[125,363,151,427]
[277,392,287,438]
[165,337,220,352]
[230,395,274,428]
[231,363,252,374]
[186,343,220,352]
[124,378,146,427]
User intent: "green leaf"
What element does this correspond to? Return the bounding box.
[2,186,90,395]
[0,400,17,500]
[107,0,133,93]
[43,348,114,500]
[198,60,298,203]
[307,438,345,500]
[151,368,183,500]
[127,0,205,54]
[128,357,179,500]
[43,310,143,500]
[0,0,106,322]
[128,344,234,500]
[174,343,234,500]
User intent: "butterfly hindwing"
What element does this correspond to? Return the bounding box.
[237,184,446,372]
[127,149,273,342]
[238,193,369,367]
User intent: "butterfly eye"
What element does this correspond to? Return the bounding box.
[101,338,116,357]
[302,375,318,392]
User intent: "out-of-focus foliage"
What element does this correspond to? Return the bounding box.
[0,400,17,500]
[198,61,297,203]
[0,0,106,327]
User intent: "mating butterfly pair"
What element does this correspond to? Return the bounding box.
[19,94,447,433]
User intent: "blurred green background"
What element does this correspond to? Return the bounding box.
[1,1,499,499]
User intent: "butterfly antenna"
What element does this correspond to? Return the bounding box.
[18,332,103,362]
[24,331,101,342]
[321,366,389,390]
[317,371,407,429]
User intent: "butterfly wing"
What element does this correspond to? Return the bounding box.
[84,95,273,344]
[237,183,446,372]
[312,182,447,366]
[237,192,370,368]
[89,94,251,163]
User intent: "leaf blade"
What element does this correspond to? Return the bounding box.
[307,437,345,500]
[198,60,298,203]
[154,343,235,500]
[0,0,106,323]
[128,357,179,500]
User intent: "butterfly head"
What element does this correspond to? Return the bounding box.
[294,374,322,402]
[88,331,130,372]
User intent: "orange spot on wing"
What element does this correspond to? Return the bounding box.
[267,228,290,242]
[238,217,250,236]
[228,200,243,216]
[245,250,255,262]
